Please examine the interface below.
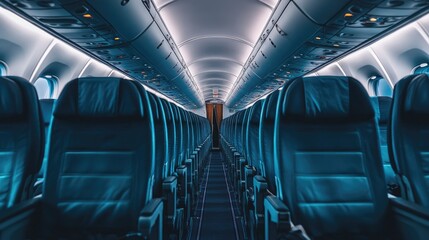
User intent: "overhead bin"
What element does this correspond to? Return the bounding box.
[228,68,262,108]
[293,0,367,24]
[249,2,320,79]
[85,0,153,41]
[131,23,183,81]
[2,0,203,108]
[227,0,429,109]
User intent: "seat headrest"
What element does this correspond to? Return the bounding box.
[0,77,24,119]
[54,77,144,119]
[281,76,374,121]
[249,100,263,123]
[403,74,429,117]
[264,90,280,119]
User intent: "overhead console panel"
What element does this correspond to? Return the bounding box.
[3,0,204,108]
[226,0,429,109]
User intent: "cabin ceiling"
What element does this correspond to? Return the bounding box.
[1,0,429,110]
[152,0,278,102]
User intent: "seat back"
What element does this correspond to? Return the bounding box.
[38,99,55,177]
[160,99,177,175]
[259,90,280,195]
[147,93,169,196]
[240,108,251,158]
[43,77,155,235]
[371,97,395,185]
[274,76,388,238]
[0,76,43,208]
[245,100,264,170]
[389,74,429,207]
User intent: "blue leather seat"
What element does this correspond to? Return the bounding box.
[147,93,169,193]
[389,74,429,207]
[259,90,280,195]
[0,76,43,208]
[245,100,264,172]
[274,76,388,238]
[371,97,397,191]
[179,109,190,160]
[35,99,55,192]
[160,99,177,176]
[42,77,160,237]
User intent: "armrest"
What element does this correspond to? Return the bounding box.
[185,159,193,185]
[237,158,246,177]
[244,165,256,192]
[176,165,188,207]
[264,196,291,239]
[390,197,429,239]
[162,176,177,223]
[0,198,41,238]
[253,175,268,218]
[139,198,164,239]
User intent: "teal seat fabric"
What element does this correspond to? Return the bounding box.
[180,109,188,159]
[147,93,169,195]
[274,76,388,239]
[37,99,55,179]
[240,108,251,158]
[371,97,396,187]
[258,90,281,195]
[160,99,177,175]
[245,100,264,171]
[43,77,155,237]
[389,74,429,207]
[0,76,43,208]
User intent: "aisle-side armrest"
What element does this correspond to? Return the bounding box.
[162,176,177,223]
[253,175,268,219]
[176,165,188,207]
[139,198,164,239]
[390,197,429,239]
[264,196,291,239]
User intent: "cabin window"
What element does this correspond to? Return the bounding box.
[413,63,429,74]
[0,62,7,76]
[368,76,392,97]
[34,75,57,99]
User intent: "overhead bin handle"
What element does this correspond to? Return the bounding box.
[275,24,287,37]
[142,0,151,9]
[157,39,164,49]
[269,38,277,48]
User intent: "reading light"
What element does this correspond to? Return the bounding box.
[83,13,92,18]
[315,36,321,40]
[344,13,353,17]
[369,17,377,22]
[114,37,120,41]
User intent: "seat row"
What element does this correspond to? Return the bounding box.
[220,74,429,239]
[0,76,211,239]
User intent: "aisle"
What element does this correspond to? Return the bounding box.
[190,151,243,240]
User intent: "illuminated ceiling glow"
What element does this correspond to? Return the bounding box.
[153,0,280,102]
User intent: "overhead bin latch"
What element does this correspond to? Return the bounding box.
[142,0,151,9]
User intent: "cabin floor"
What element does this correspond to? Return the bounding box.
[188,150,246,240]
